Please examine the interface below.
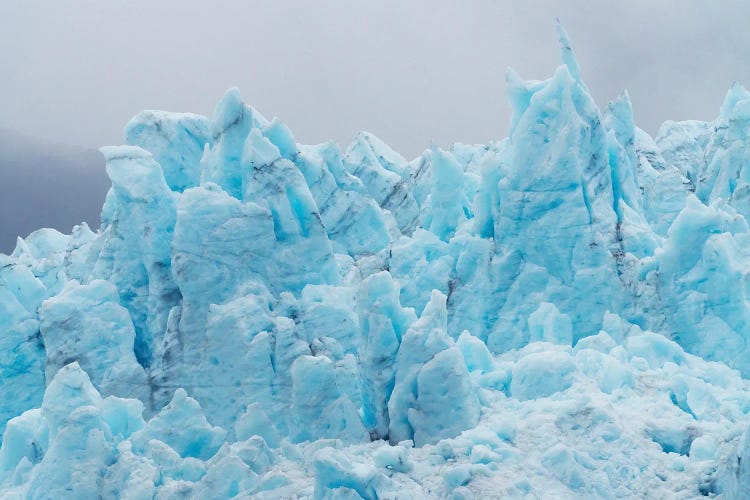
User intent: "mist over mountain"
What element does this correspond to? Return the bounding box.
[0,128,109,253]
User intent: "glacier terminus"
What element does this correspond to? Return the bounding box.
[4,26,750,498]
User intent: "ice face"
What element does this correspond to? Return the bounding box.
[5,28,750,498]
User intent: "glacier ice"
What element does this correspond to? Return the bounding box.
[6,28,750,499]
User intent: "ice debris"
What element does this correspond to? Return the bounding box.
[4,30,750,499]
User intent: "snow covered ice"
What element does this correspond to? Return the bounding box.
[6,26,750,498]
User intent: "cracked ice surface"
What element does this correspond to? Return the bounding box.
[4,27,750,498]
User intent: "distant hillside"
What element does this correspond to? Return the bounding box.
[0,128,110,253]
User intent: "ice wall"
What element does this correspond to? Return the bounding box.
[3,27,750,498]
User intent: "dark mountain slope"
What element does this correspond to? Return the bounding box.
[0,129,110,253]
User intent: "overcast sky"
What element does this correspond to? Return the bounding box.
[3,0,750,158]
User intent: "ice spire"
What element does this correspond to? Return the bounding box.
[556,19,585,89]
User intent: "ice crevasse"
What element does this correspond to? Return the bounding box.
[5,26,750,498]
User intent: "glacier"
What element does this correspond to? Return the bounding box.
[4,26,750,498]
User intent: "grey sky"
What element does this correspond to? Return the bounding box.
[3,1,750,158]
